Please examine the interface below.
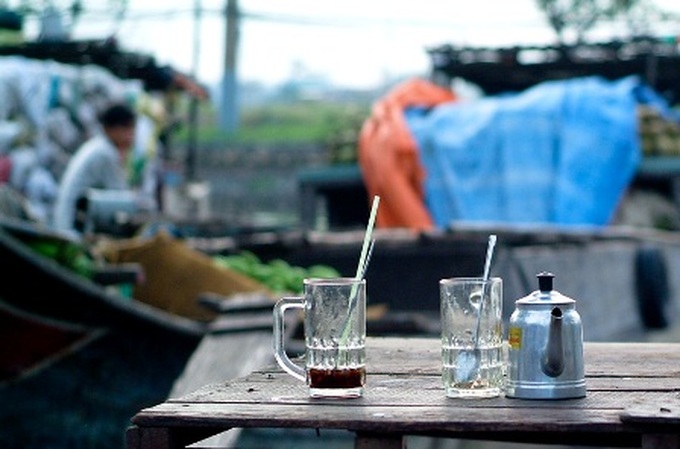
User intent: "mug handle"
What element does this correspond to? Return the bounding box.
[273,296,306,382]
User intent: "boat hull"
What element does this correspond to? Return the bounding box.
[0,304,198,449]
[0,219,206,448]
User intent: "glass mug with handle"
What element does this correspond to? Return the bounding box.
[273,277,366,398]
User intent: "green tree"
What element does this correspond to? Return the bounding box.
[536,0,674,43]
[10,0,128,31]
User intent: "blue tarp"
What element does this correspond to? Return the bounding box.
[405,75,671,229]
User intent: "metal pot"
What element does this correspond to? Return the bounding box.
[505,272,586,399]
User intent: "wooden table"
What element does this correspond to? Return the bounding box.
[126,338,680,449]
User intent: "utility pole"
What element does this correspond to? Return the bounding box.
[218,0,239,132]
[186,0,201,181]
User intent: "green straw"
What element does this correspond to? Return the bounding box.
[338,195,380,357]
[354,195,380,281]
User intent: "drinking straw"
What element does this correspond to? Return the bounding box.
[354,195,380,281]
[338,195,380,356]
[346,194,380,311]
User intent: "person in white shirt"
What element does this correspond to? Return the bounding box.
[52,102,154,237]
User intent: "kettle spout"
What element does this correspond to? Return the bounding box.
[541,307,564,377]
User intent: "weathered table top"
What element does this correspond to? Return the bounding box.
[127,338,680,449]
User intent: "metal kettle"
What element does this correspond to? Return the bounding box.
[506,272,586,399]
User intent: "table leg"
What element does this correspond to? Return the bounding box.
[355,432,406,449]
[127,426,173,449]
[641,433,680,449]
[126,425,225,449]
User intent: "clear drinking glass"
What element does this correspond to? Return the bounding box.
[440,277,504,398]
[273,277,366,398]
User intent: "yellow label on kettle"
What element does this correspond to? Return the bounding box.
[508,327,522,349]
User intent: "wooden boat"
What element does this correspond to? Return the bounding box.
[0,216,274,449]
[0,217,212,331]
[0,302,203,449]
[220,223,680,341]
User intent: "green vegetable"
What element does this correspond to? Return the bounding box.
[213,251,340,294]
[24,237,95,278]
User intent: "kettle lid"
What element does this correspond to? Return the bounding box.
[516,271,575,305]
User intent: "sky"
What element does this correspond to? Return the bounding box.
[14,0,680,90]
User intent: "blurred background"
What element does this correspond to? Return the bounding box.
[4,0,679,230]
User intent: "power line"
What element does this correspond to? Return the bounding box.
[15,5,551,30]
[241,10,548,29]
[15,4,680,41]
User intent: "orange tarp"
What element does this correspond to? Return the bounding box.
[358,78,457,231]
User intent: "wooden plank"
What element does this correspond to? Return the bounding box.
[136,390,679,430]
[207,313,273,333]
[160,379,676,415]
[282,339,680,377]
[584,343,680,377]
[251,340,680,380]
[198,291,275,314]
[621,402,680,425]
[169,330,273,397]
[132,401,633,435]
[176,373,680,405]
